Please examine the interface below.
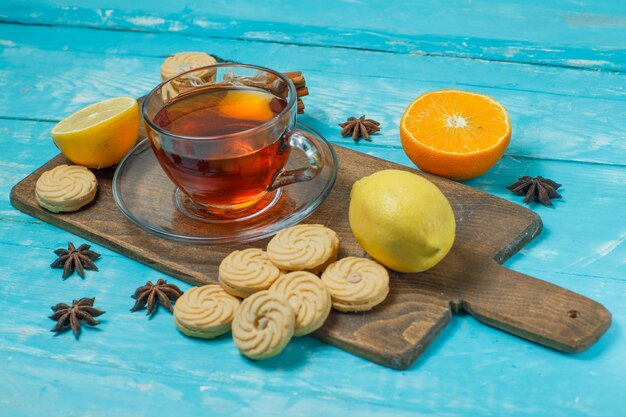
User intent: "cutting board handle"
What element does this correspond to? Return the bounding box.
[462,262,611,352]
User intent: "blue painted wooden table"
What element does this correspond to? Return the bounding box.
[0,1,624,416]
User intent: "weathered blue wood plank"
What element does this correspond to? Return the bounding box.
[2,87,626,284]
[1,117,625,304]
[1,240,624,417]
[1,0,626,71]
[1,3,625,416]
[0,351,474,417]
[2,20,624,102]
[0,24,626,170]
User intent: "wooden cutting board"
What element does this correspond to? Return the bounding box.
[10,144,611,369]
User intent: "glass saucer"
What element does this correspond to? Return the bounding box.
[112,124,338,244]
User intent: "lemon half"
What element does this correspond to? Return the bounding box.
[51,96,140,169]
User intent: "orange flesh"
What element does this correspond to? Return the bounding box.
[402,90,509,153]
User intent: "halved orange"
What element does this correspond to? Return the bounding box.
[400,90,511,180]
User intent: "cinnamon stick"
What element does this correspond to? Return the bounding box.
[282,72,307,95]
[281,71,308,113]
[290,76,306,89]
[283,71,302,78]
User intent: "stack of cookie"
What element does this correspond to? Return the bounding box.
[173,224,390,360]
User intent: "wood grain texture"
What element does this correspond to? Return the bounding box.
[2,245,622,417]
[4,115,626,283]
[1,3,626,415]
[2,23,626,170]
[2,0,625,71]
[10,145,610,369]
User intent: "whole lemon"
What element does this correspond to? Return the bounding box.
[349,169,456,273]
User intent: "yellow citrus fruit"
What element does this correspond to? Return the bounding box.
[51,97,140,169]
[349,169,456,273]
[218,89,274,122]
[400,89,511,180]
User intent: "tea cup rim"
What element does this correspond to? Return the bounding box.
[142,63,297,142]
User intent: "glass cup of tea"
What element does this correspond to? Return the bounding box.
[142,64,327,219]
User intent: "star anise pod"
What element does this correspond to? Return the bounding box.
[49,297,105,337]
[339,115,381,141]
[507,176,562,206]
[51,242,100,279]
[130,279,183,316]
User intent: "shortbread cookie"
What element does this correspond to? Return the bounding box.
[321,257,389,312]
[173,285,241,339]
[161,52,217,84]
[232,290,295,360]
[35,164,97,213]
[269,271,331,336]
[219,248,282,298]
[267,224,339,273]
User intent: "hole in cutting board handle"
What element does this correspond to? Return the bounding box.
[458,261,611,353]
[568,310,580,319]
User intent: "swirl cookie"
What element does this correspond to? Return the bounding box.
[232,290,295,360]
[321,257,389,312]
[173,285,241,339]
[161,52,217,87]
[267,224,339,274]
[269,271,331,336]
[219,248,282,298]
[35,164,97,213]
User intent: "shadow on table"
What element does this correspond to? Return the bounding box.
[245,337,326,371]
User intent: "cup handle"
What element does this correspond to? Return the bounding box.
[268,129,324,191]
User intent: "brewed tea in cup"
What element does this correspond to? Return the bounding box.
[142,64,325,217]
